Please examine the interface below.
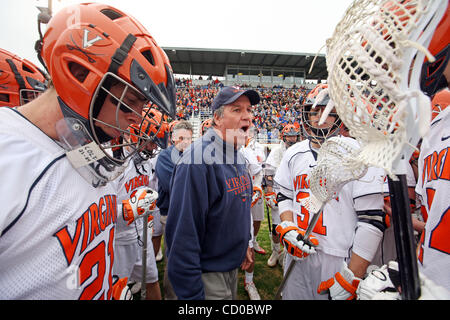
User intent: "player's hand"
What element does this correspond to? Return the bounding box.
[357,262,399,300]
[318,261,361,300]
[122,188,158,225]
[264,192,278,209]
[112,276,132,300]
[275,221,318,260]
[357,261,450,300]
[251,186,263,207]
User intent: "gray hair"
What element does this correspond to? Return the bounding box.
[212,105,225,127]
[172,120,193,133]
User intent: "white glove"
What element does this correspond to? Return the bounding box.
[318,261,362,300]
[264,192,278,209]
[251,186,263,207]
[357,262,400,300]
[357,261,450,300]
[122,187,158,225]
[275,221,318,261]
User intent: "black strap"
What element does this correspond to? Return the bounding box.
[108,34,137,74]
[6,59,26,89]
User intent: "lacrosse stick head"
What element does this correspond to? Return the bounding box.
[325,0,448,177]
[301,136,368,213]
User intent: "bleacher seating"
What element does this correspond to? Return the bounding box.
[174,80,310,144]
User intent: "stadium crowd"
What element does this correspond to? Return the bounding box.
[174,79,309,140]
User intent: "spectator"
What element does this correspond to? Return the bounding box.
[154,120,194,300]
[165,86,260,299]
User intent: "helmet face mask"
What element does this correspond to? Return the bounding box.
[301,84,341,144]
[127,107,168,158]
[20,89,43,105]
[302,104,341,143]
[90,72,149,146]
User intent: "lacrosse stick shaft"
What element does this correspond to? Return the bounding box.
[303,203,325,241]
[140,213,149,300]
[387,175,421,300]
[266,202,272,235]
[274,203,324,300]
[274,257,295,300]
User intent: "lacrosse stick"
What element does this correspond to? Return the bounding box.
[324,0,448,299]
[275,137,368,299]
[140,213,149,300]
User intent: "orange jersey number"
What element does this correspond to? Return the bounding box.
[79,228,115,300]
[417,188,450,264]
[296,191,327,235]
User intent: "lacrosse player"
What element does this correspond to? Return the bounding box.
[274,84,386,300]
[265,124,301,268]
[0,3,175,299]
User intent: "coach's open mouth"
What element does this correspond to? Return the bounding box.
[240,125,249,133]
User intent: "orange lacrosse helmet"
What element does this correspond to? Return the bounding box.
[0,48,47,107]
[129,107,169,157]
[420,1,450,97]
[302,84,341,142]
[200,118,213,135]
[281,124,300,147]
[38,3,176,163]
[303,83,330,107]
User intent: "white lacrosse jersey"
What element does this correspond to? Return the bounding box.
[0,108,118,299]
[415,107,450,291]
[114,154,153,245]
[274,137,385,258]
[246,138,266,163]
[265,141,289,225]
[241,142,263,186]
[265,141,288,174]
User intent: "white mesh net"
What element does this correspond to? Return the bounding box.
[300,137,368,213]
[325,0,447,177]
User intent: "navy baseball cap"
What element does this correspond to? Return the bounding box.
[211,86,260,112]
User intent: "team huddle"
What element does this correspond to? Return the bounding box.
[0,0,449,300]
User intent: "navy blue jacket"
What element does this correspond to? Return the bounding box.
[165,128,252,299]
[155,145,183,216]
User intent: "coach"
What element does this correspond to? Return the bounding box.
[165,86,260,299]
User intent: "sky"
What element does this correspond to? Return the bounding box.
[1,0,354,70]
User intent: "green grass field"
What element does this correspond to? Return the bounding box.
[154,205,284,300]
